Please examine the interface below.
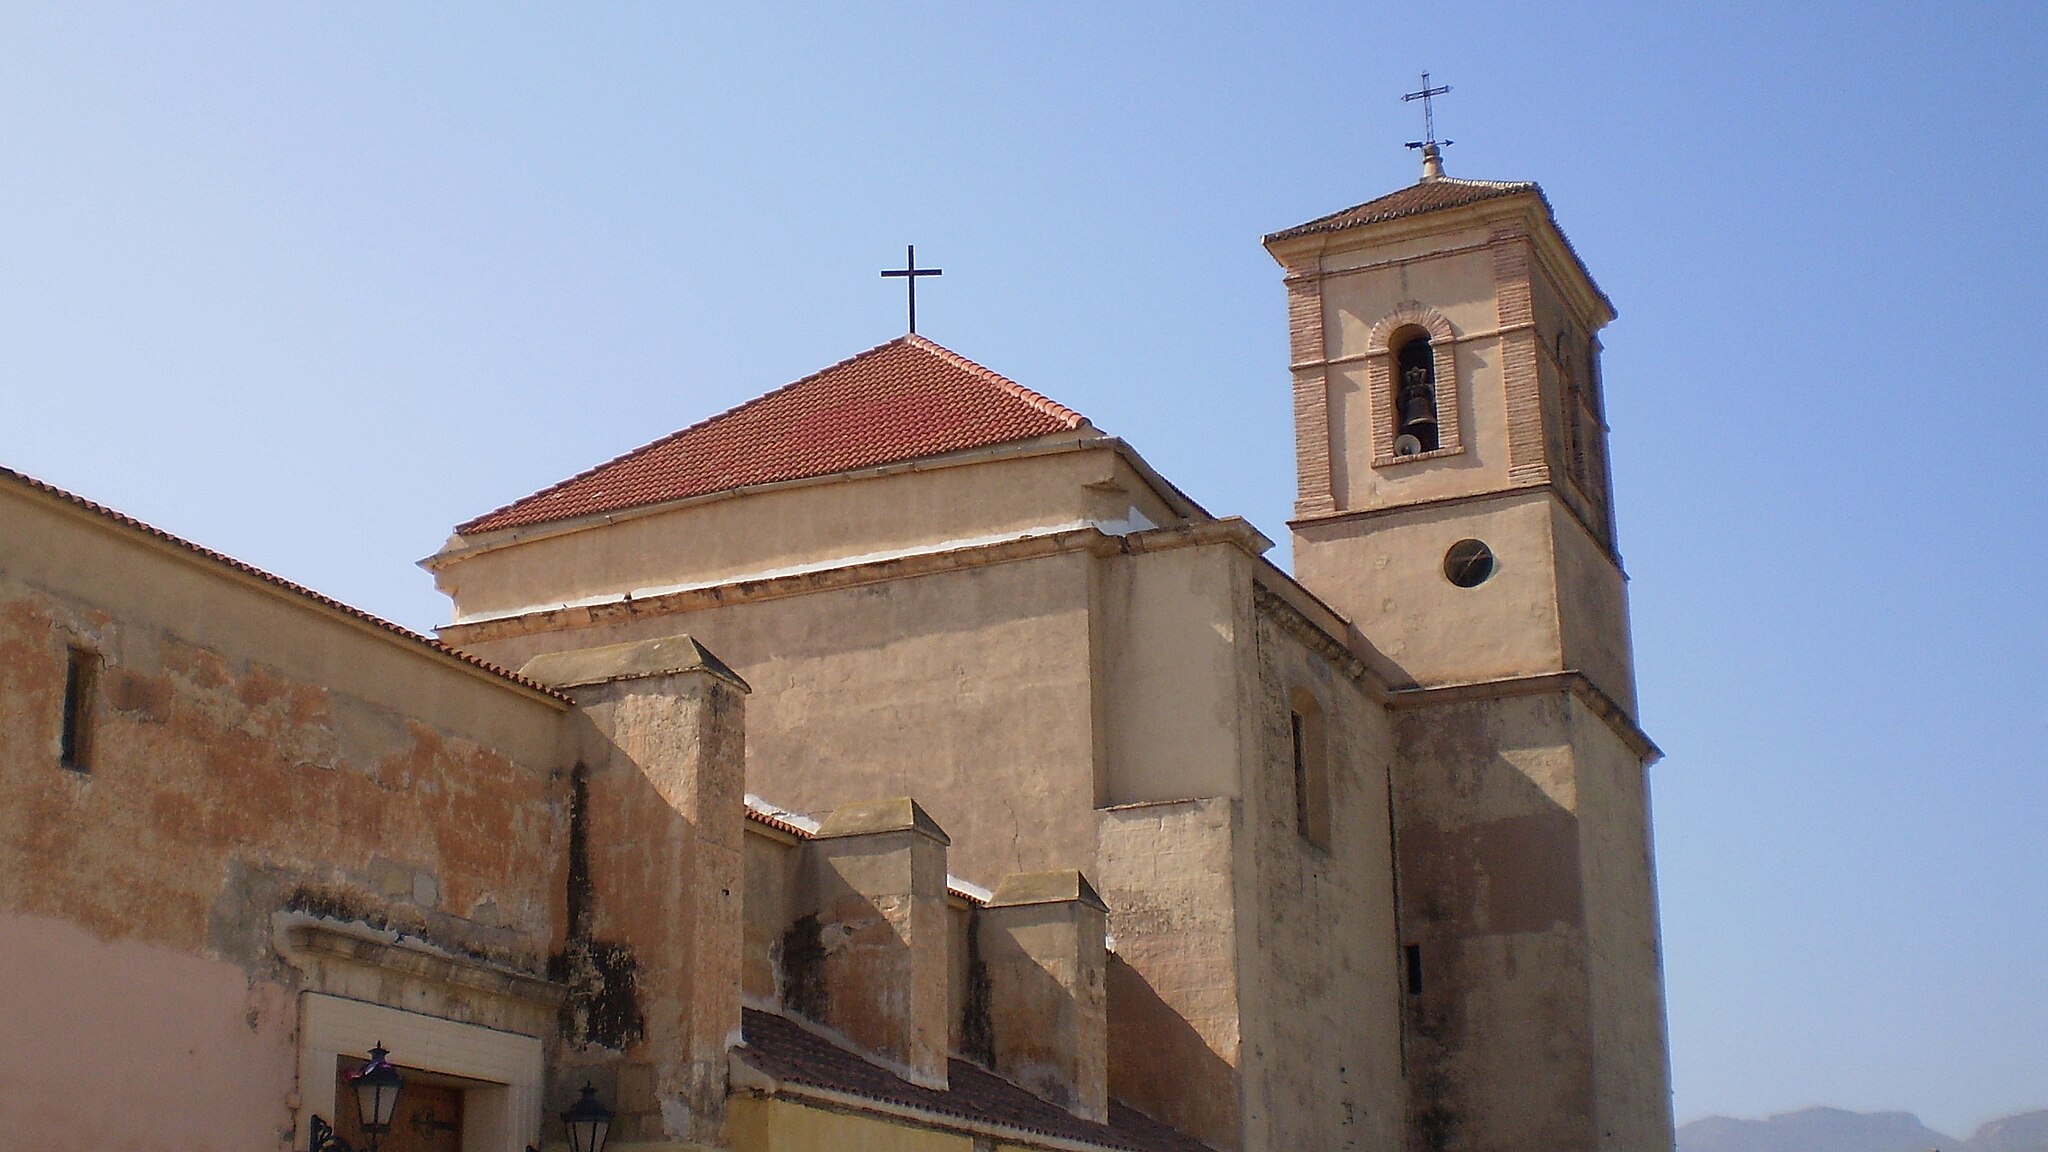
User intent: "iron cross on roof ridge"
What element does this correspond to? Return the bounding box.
[1402,72,1453,149]
[880,245,943,334]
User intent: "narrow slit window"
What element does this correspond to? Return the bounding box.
[61,646,99,771]
[1291,713,1312,832]
[1288,693,1331,849]
[1404,944,1424,996]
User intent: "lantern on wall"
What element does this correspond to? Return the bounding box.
[349,1044,405,1135]
[308,1042,405,1152]
[562,1083,615,1152]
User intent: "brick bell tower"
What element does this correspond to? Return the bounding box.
[1265,142,1676,1152]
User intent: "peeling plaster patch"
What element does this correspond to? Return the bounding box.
[778,913,827,1021]
[554,763,645,1052]
[552,939,645,1052]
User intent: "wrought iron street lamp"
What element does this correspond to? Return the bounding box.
[562,1082,615,1152]
[309,1042,405,1152]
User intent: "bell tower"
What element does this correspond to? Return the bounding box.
[1266,150,1675,1152]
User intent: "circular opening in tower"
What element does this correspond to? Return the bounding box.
[1443,539,1495,588]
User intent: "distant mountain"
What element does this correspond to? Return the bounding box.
[1968,1113,2048,1152]
[1680,1107,1954,1152]
[1679,1108,2048,1152]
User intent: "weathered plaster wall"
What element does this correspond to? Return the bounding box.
[1295,492,1565,690]
[434,442,1183,623]
[1392,691,1596,1152]
[551,666,747,1146]
[1570,698,1675,1152]
[1097,797,1242,1150]
[1231,598,1406,1152]
[0,484,569,1151]
[1550,502,1637,713]
[1093,543,1244,805]
[455,550,1102,889]
[744,827,803,1004]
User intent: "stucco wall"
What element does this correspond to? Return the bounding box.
[1319,238,1516,511]
[1392,690,1597,1152]
[458,549,1102,889]
[0,483,568,1151]
[744,828,803,1004]
[434,442,1183,624]
[1094,543,1244,805]
[1550,503,1637,713]
[1570,698,1675,1152]
[1097,797,1243,1151]
[1230,599,1407,1152]
[727,1095,974,1152]
[1295,491,1565,691]
[0,911,298,1152]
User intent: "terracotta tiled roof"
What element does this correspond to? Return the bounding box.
[1264,176,1538,241]
[458,335,1092,536]
[744,806,816,839]
[0,465,568,703]
[737,1008,1214,1152]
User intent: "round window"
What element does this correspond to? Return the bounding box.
[1443,539,1495,588]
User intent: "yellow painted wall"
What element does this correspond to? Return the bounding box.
[727,1096,974,1152]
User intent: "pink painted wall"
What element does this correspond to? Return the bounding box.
[0,911,298,1151]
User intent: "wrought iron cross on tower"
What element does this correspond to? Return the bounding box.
[880,245,942,334]
[1402,72,1453,179]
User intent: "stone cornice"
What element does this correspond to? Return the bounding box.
[1287,483,1627,574]
[1250,581,1391,702]
[1267,196,1614,328]
[1387,670,1660,763]
[279,917,567,1008]
[438,518,1275,647]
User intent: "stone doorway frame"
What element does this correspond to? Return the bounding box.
[297,992,543,1152]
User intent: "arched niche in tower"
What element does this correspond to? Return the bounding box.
[1366,304,1462,466]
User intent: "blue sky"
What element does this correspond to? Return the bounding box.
[3,3,2042,1134]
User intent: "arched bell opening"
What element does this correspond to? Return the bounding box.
[1390,326,1440,455]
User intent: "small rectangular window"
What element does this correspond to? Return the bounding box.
[1404,944,1424,996]
[61,646,99,771]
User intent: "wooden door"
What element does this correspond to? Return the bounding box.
[333,1058,464,1152]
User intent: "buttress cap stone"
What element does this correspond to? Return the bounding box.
[816,797,951,846]
[987,869,1109,913]
[518,633,750,692]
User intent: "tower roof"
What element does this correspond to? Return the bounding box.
[1263,176,1539,242]
[457,334,1093,535]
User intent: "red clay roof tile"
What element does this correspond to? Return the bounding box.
[458,335,1091,536]
[0,466,567,702]
[738,1008,1214,1152]
[1264,176,1538,241]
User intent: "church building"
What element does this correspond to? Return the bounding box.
[1,148,1674,1152]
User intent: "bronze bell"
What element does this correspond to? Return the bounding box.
[1399,378,1438,432]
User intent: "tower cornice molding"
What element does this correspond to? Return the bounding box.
[1288,482,1627,574]
[1269,194,1614,327]
[1386,670,1660,764]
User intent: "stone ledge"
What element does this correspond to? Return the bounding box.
[519,634,750,693]
[281,917,567,1008]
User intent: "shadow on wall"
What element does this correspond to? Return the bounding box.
[1393,692,1600,1152]
[1107,953,1240,1148]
